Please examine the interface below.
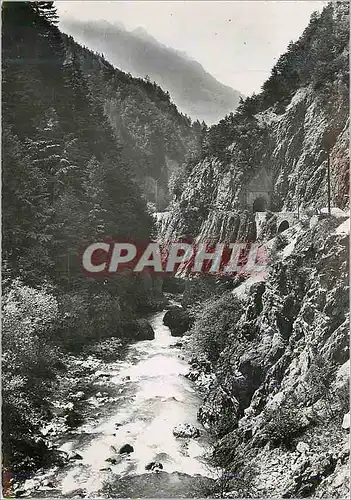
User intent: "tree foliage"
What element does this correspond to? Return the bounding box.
[63,34,201,209]
[190,2,349,170]
[1,0,170,475]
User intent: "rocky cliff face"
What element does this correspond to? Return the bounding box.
[186,215,349,497]
[163,2,349,242]
[162,3,349,497]
[163,80,349,242]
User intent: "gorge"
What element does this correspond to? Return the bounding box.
[2,1,350,499]
[8,305,215,498]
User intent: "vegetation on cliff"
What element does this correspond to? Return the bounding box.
[61,34,204,210]
[162,2,350,497]
[166,1,349,243]
[183,215,349,497]
[2,0,175,477]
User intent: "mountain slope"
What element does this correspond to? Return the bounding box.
[62,33,203,210]
[163,2,349,241]
[161,3,350,497]
[59,18,243,124]
[1,0,176,476]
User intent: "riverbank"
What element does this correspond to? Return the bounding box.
[9,307,215,498]
[173,218,350,498]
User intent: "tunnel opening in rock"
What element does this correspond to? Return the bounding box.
[278,220,290,233]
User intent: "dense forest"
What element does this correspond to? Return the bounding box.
[1,0,199,478]
[59,18,243,125]
[166,1,349,241]
[62,34,205,210]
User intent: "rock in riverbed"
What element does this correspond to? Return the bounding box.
[119,444,134,454]
[145,461,163,471]
[68,487,87,498]
[163,308,192,337]
[128,319,155,341]
[68,451,83,460]
[172,423,200,438]
[170,341,183,349]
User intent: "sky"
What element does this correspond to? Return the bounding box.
[56,1,327,95]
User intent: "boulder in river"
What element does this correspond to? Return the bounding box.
[126,319,155,341]
[172,423,200,438]
[104,471,215,497]
[96,372,111,379]
[69,488,87,498]
[163,308,192,337]
[119,444,134,454]
[170,341,183,348]
[145,461,163,471]
[136,319,155,340]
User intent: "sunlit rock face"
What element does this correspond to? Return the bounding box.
[163,82,349,243]
[186,216,349,497]
[161,4,349,497]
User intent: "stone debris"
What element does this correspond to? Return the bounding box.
[172,423,201,438]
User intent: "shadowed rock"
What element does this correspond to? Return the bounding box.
[119,444,134,454]
[101,471,215,497]
[163,308,192,337]
[145,461,163,471]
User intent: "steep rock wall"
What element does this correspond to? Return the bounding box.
[162,5,350,497]
[187,216,349,497]
[164,81,349,243]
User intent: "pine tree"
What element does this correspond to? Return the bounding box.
[32,1,58,25]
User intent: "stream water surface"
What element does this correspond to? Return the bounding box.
[27,309,214,498]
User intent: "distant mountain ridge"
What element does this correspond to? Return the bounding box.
[60,18,243,124]
[62,33,203,210]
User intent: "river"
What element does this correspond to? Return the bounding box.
[25,308,214,498]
